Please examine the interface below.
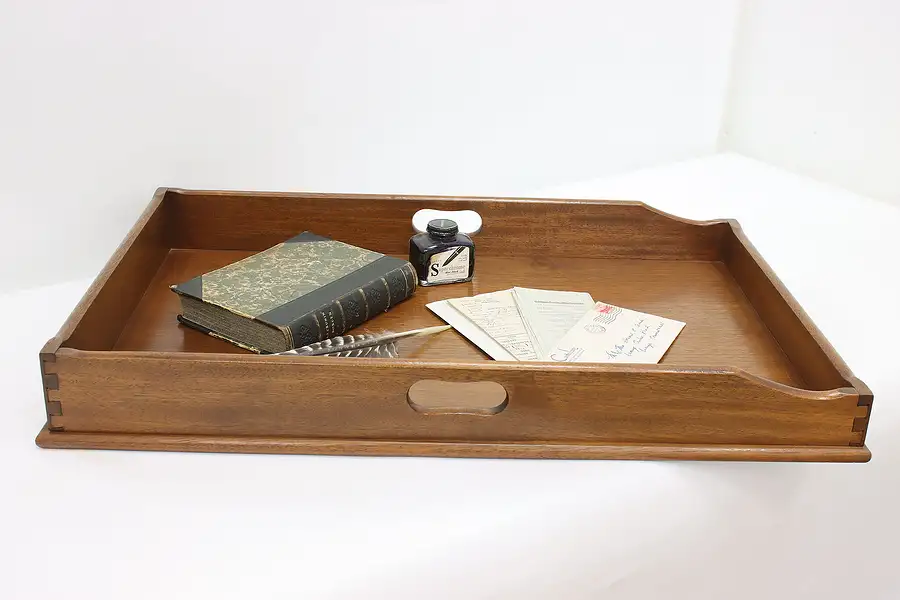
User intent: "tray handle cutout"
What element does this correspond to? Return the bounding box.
[407,380,508,415]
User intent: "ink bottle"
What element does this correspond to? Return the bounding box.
[409,219,475,286]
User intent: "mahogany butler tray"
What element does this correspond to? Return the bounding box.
[36,189,873,462]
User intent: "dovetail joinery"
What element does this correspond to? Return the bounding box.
[851,394,873,447]
[40,353,64,431]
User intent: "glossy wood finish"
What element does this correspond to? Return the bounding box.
[36,189,873,461]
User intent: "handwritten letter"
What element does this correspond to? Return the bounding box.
[449,290,539,361]
[547,302,685,364]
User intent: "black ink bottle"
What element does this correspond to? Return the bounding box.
[409,219,475,286]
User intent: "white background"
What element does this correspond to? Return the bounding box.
[2,1,900,598]
[0,0,740,291]
[4,1,897,291]
[722,0,900,203]
[4,154,899,599]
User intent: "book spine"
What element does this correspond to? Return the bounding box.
[286,262,418,349]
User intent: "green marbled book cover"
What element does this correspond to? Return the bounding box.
[170,232,417,353]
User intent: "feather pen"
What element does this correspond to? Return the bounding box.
[276,325,451,358]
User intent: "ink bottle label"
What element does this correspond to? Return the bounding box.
[426,246,470,284]
[409,218,476,286]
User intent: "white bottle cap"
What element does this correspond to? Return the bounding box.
[412,209,482,235]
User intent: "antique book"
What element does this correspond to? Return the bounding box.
[170,232,417,353]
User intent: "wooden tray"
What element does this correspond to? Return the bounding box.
[35,189,873,462]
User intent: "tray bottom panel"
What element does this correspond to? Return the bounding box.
[111,249,806,387]
[36,427,871,463]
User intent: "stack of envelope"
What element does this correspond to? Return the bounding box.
[427,287,685,364]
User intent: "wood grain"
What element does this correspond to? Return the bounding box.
[36,188,873,461]
[724,222,849,390]
[407,380,509,415]
[58,190,170,351]
[113,249,807,387]
[36,427,872,463]
[46,348,860,446]
[849,376,874,447]
[166,189,731,260]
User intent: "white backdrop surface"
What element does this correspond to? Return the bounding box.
[3,1,900,597]
[722,0,900,205]
[3,155,898,599]
[0,0,739,292]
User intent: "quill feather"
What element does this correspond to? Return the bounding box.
[278,325,451,357]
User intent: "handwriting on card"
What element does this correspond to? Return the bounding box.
[448,290,539,361]
[548,302,685,364]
